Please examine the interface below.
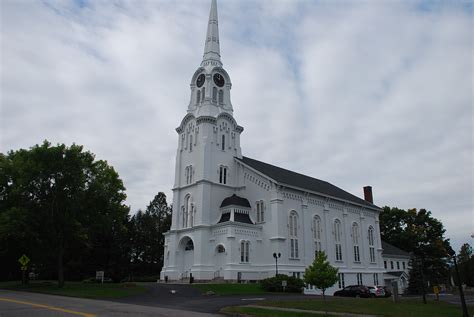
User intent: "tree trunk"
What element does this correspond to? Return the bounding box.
[58,246,64,288]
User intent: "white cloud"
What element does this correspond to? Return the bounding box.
[1,0,472,250]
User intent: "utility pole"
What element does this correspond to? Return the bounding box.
[448,247,470,317]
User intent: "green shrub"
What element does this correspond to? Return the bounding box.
[260,274,304,293]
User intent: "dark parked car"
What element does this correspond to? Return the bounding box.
[378,285,392,297]
[333,285,371,298]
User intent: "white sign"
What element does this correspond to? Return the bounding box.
[96,271,104,283]
[282,280,287,287]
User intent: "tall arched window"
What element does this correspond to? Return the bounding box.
[256,200,264,222]
[313,215,322,255]
[221,134,225,151]
[352,223,360,262]
[218,90,224,103]
[196,90,201,103]
[334,219,342,261]
[184,195,193,228]
[289,211,299,258]
[219,165,227,184]
[189,135,193,152]
[212,87,217,102]
[368,226,375,263]
[240,240,250,262]
[202,87,205,100]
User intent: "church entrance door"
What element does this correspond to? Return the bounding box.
[179,237,194,279]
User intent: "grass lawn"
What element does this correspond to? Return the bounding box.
[193,283,268,295]
[0,280,148,299]
[249,297,473,317]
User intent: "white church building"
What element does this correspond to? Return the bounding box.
[160,0,386,295]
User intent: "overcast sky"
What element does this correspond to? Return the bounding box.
[1,0,472,251]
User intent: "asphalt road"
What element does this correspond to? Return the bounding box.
[0,289,220,317]
[112,282,314,313]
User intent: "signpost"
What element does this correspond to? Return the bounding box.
[433,286,440,301]
[282,280,287,292]
[18,254,30,285]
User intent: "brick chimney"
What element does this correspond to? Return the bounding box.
[363,186,373,204]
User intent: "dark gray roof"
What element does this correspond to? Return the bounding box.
[385,271,407,278]
[382,241,411,257]
[236,156,379,209]
[220,194,251,208]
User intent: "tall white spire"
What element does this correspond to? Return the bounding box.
[201,0,222,67]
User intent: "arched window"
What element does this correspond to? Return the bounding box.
[184,195,193,228]
[289,211,299,258]
[313,215,322,254]
[218,90,224,103]
[334,219,342,261]
[240,240,250,262]
[219,165,227,184]
[184,239,194,251]
[217,244,225,253]
[221,134,225,151]
[256,200,264,222]
[352,223,360,262]
[189,135,193,152]
[212,87,217,102]
[196,90,201,103]
[368,226,376,263]
[202,87,205,100]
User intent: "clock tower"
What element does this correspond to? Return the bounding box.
[161,0,245,281]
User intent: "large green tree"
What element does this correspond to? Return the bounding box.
[456,243,474,287]
[380,206,451,293]
[129,192,171,277]
[0,141,129,286]
[303,251,338,300]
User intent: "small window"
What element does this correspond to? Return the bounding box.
[219,90,224,103]
[391,261,394,270]
[357,273,363,285]
[384,261,387,269]
[397,261,400,270]
[256,201,264,222]
[402,262,406,270]
[217,245,225,253]
[197,90,201,103]
[221,135,225,151]
[202,87,205,100]
[212,87,217,102]
[373,273,379,285]
[189,135,193,152]
[219,166,227,184]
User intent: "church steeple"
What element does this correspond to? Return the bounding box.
[187,0,234,117]
[201,0,222,68]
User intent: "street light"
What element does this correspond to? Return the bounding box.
[448,246,470,317]
[273,252,281,276]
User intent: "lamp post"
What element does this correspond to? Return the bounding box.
[448,247,469,317]
[273,252,281,276]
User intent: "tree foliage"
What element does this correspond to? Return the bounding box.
[0,141,130,286]
[380,206,451,293]
[303,251,338,299]
[129,192,171,278]
[456,243,474,287]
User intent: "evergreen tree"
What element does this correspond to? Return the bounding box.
[303,251,338,300]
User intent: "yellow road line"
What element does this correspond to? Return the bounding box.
[0,297,96,317]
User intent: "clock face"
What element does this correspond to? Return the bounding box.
[213,73,225,87]
[196,74,205,88]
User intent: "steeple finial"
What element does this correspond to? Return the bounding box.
[201,0,222,67]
